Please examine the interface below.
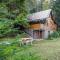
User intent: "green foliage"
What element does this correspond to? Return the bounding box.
[0,44,17,60]
[53,0,60,27]
[0,0,29,37]
[0,18,19,37]
[15,13,29,27]
[8,52,41,60]
[42,0,50,10]
[48,30,60,40]
[0,43,41,60]
[0,3,8,18]
[0,34,22,60]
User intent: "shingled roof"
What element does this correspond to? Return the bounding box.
[28,9,52,22]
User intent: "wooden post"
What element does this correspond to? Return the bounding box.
[32,30,34,39]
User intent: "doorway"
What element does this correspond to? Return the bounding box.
[33,30,43,39]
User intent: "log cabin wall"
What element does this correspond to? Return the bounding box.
[29,18,57,31]
[43,17,57,38]
[46,17,57,31]
[29,23,45,39]
[30,23,44,30]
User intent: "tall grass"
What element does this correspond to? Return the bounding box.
[0,34,41,60]
[6,51,42,60]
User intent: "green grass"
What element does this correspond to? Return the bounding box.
[1,37,60,60]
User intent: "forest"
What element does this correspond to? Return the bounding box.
[0,0,60,60]
[0,0,60,37]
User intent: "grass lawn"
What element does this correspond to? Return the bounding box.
[0,37,60,60]
[8,38,60,60]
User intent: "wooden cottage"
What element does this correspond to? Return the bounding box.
[26,9,57,39]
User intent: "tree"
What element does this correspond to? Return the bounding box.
[0,0,28,37]
[53,0,60,27]
[24,0,44,13]
[42,0,50,10]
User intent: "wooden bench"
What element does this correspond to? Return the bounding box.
[20,38,33,46]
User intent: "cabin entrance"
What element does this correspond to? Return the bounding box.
[33,30,43,39]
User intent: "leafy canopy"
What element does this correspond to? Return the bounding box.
[0,0,28,37]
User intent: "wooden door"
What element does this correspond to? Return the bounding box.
[33,30,43,39]
[39,30,43,39]
[33,30,39,39]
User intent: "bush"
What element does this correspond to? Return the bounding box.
[0,18,20,37]
[0,34,22,60]
[7,51,41,60]
[0,45,17,60]
[48,30,60,40]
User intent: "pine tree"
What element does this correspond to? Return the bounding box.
[0,0,28,37]
[53,0,60,27]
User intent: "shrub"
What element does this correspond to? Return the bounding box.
[0,45,17,60]
[0,18,20,37]
[48,30,60,40]
[7,51,41,60]
[0,34,22,60]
